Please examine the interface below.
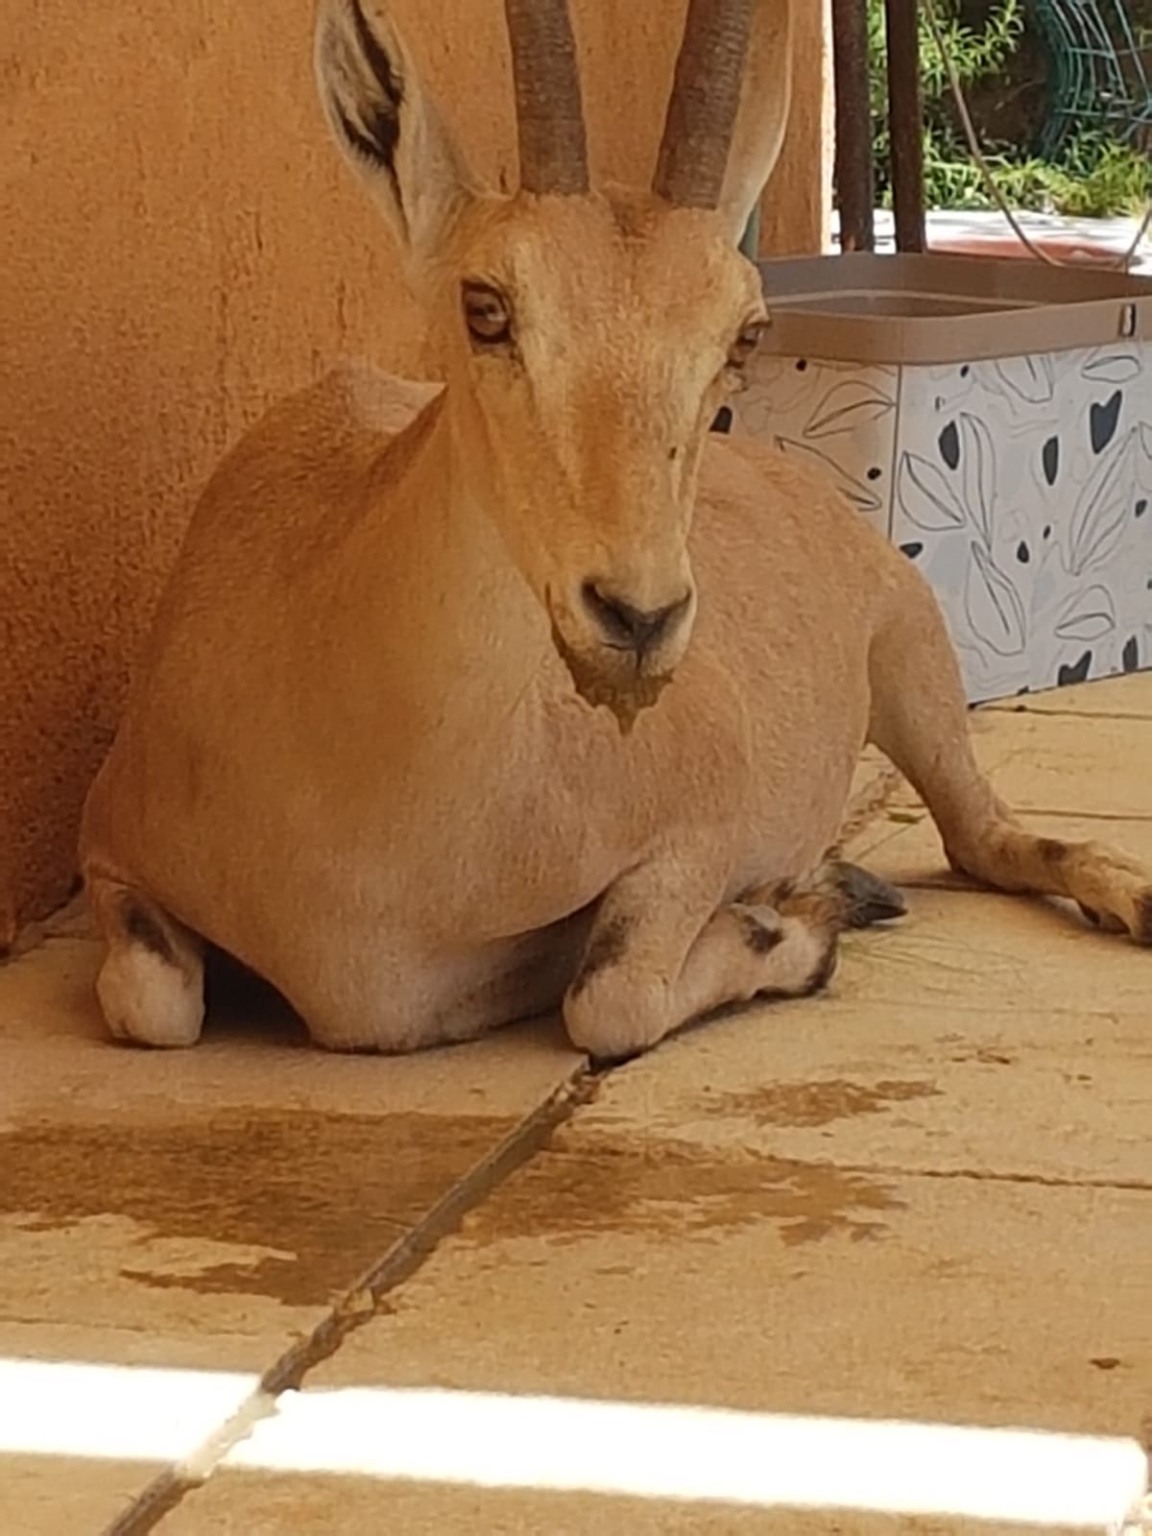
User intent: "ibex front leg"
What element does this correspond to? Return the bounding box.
[563,851,902,1063]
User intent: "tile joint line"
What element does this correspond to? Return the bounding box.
[102,1066,600,1536]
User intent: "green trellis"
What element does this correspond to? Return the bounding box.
[1032,0,1152,155]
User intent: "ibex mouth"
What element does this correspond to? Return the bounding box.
[549,617,673,734]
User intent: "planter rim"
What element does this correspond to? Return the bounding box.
[756,253,1152,366]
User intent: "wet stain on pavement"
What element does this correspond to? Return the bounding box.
[694,1078,941,1129]
[462,1131,902,1250]
[1,1110,517,1307]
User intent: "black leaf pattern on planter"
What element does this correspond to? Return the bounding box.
[1137,498,1148,519]
[1067,428,1140,576]
[1057,651,1093,687]
[938,421,960,470]
[1089,390,1122,454]
[965,542,1027,658]
[1042,436,1060,487]
[1123,636,1140,672]
[897,451,965,531]
[994,356,1055,404]
[804,380,896,440]
[1081,349,1141,385]
[1054,585,1116,643]
[900,542,923,559]
[775,437,882,514]
[1016,542,1030,564]
[960,413,996,548]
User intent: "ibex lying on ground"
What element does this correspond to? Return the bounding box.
[80,0,1152,1060]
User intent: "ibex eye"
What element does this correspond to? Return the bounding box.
[462,283,512,346]
[728,321,766,370]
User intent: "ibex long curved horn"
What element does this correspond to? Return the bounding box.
[504,0,590,196]
[653,0,757,208]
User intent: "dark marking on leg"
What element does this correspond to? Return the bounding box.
[1134,890,1152,946]
[752,931,838,1005]
[775,883,841,933]
[738,908,783,954]
[801,935,840,996]
[569,915,632,1000]
[1036,837,1070,867]
[120,897,175,966]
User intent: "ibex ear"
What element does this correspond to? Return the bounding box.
[717,5,793,246]
[315,0,478,258]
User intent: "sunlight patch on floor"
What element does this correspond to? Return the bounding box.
[1,1358,1146,1529]
[0,1357,256,1464]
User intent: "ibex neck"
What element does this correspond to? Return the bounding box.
[339,394,550,750]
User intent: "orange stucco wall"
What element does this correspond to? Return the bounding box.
[0,0,830,947]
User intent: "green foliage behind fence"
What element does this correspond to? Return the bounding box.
[864,0,1151,215]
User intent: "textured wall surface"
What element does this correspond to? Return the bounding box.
[0,0,830,947]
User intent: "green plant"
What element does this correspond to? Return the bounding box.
[915,131,1150,216]
[864,0,1151,216]
[867,0,1024,199]
[1052,132,1152,214]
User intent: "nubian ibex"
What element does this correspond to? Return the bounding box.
[80,0,1152,1058]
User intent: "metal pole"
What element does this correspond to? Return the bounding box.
[831,0,875,253]
[885,0,927,252]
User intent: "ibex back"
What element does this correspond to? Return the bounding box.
[80,0,1152,1058]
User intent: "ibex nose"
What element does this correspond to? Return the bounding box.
[581,582,691,655]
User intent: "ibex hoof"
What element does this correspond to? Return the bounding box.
[831,862,908,929]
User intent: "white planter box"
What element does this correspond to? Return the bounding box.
[740,255,1152,702]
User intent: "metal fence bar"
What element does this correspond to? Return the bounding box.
[832,0,876,251]
[885,0,927,250]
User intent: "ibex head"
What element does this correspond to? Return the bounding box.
[316,0,792,725]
